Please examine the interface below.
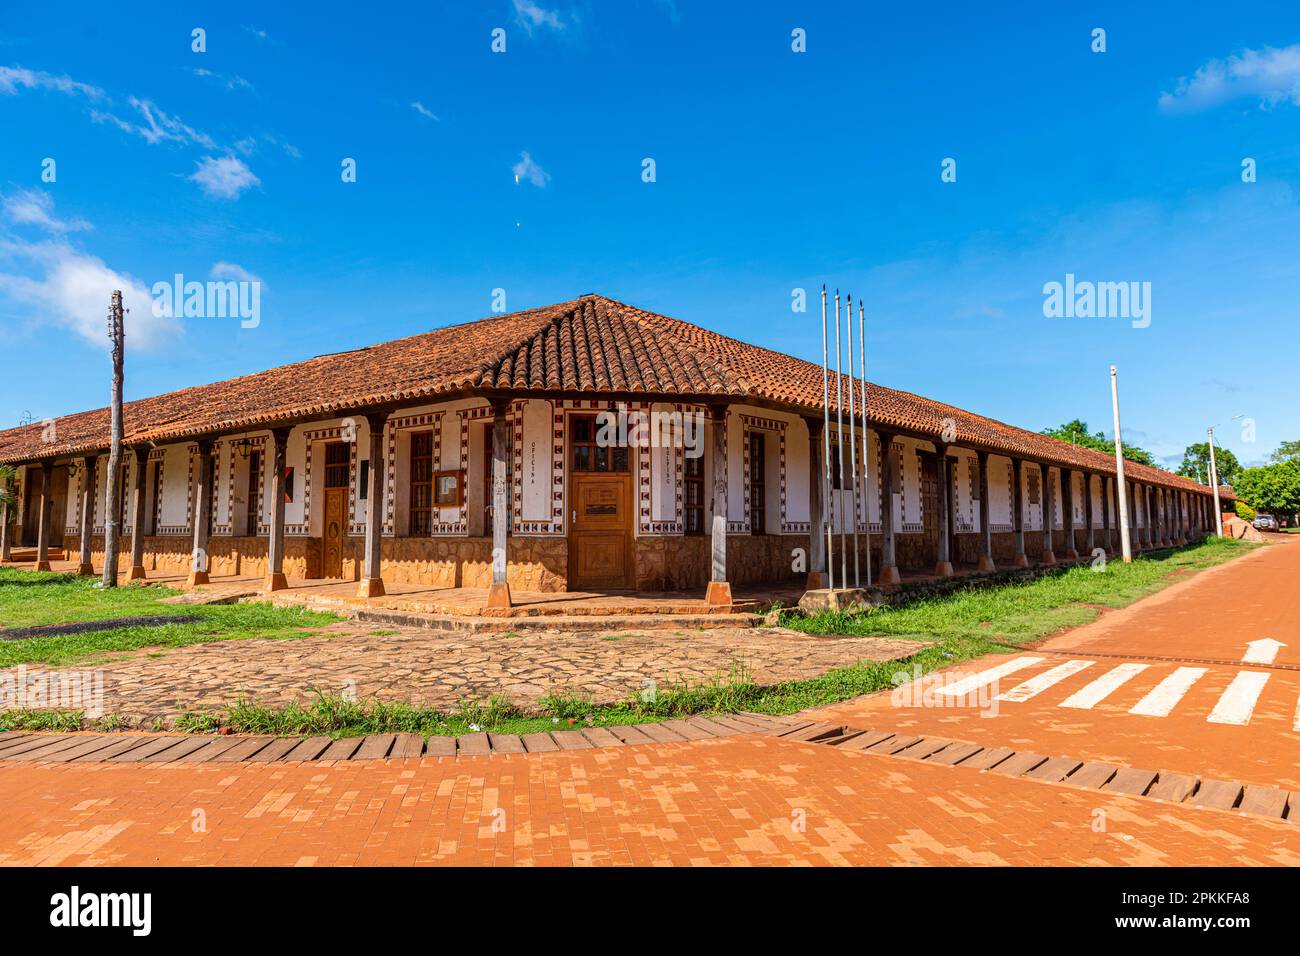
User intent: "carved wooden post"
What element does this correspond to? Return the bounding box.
[128,447,148,580]
[487,400,512,608]
[1083,472,1095,555]
[187,440,214,586]
[877,431,901,585]
[35,463,54,572]
[1061,468,1078,561]
[706,404,732,605]
[0,470,11,562]
[358,412,390,598]
[934,442,953,578]
[264,428,290,592]
[1011,457,1028,568]
[976,450,994,572]
[1040,463,1056,565]
[805,416,826,589]
[77,455,97,576]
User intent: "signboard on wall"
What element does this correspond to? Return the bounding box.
[520,400,551,523]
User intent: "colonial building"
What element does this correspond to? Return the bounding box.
[0,295,1219,604]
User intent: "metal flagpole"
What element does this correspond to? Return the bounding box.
[846,293,860,587]
[859,300,871,588]
[820,286,834,589]
[834,290,847,588]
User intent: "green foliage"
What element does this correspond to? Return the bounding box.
[1177,442,1241,487]
[1235,501,1257,521]
[1271,440,1300,463]
[0,465,14,514]
[1041,419,1159,468]
[1233,454,1300,521]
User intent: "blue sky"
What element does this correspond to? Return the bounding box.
[1,0,1297,468]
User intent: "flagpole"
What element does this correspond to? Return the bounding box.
[859,300,871,588]
[846,293,860,588]
[834,290,847,588]
[820,286,834,589]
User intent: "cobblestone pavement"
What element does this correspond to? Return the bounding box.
[2,735,1297,866]
[812,536,1300,791]
[29,624,922,723]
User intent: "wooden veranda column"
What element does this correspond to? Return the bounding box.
[976,450,995,572]
[358,412,390,599]
[187,440,214,587]
[805,417,826,589]
[35,463,54,572]
[1011,457,1028,568]
[487,399,512,609]
[1083,472,1095,555]
[0,470,11,562]
[706,403,732,605]
[1061,468,1078,561]
[933,442,953,578]
[264,428,290,592]
[1129,481,1141,550]
[1040,464,1056,565]
[877,431,901,585]
[127,447,148,580]
[77,455,97,576]
[1101,475,1112,552]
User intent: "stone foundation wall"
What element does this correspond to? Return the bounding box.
[65,533,568,592]
[634,534,810,590]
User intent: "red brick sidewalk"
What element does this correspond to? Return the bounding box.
[2,736,1298,866]
[813,536,1300,791]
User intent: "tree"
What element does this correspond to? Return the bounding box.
[1233,457,1300,523]
[1177,442,1241,487]
[1041,419,1159,468]
[1271,439,1300,463]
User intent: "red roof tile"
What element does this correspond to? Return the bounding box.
[0,294,1210,495]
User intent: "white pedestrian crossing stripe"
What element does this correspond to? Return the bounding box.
[935,656,1285,728]
[936,656,1045,697]
[1129,667,1208,718]
[997,659,1094,702]
[1206,671,1270,726]
[1058,663,1150,710]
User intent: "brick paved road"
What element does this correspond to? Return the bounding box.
[814,536,1300,790]
[2,736,1297,866]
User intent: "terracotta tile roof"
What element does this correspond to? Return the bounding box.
[0,294,1209,495]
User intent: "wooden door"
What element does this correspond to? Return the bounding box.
[322,488,346,578]
[569,473,632,589]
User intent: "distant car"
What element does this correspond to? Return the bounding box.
[1253,514,1279,532]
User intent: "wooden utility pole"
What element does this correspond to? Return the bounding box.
[102,290,125,587]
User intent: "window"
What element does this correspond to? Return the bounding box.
[749,432,766,534]
[569,413,629,473]
[684,454,704,535]
[409,431,434,536]
[146,461,161,536]
[324,442,349,489]
[1027,469,1040,506]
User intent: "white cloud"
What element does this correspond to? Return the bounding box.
[243,25,271,42]
[512,150,551,187]
[0,64,103,99]
[411,100,439,121]
[189,155,261,200]
[210,261,264,285]
[193,68,254,92]
[91,96,216,149]
[2,190,90,233]
[1160,45,1300,112]
[512,0,566,34]
[0,197,179,351]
